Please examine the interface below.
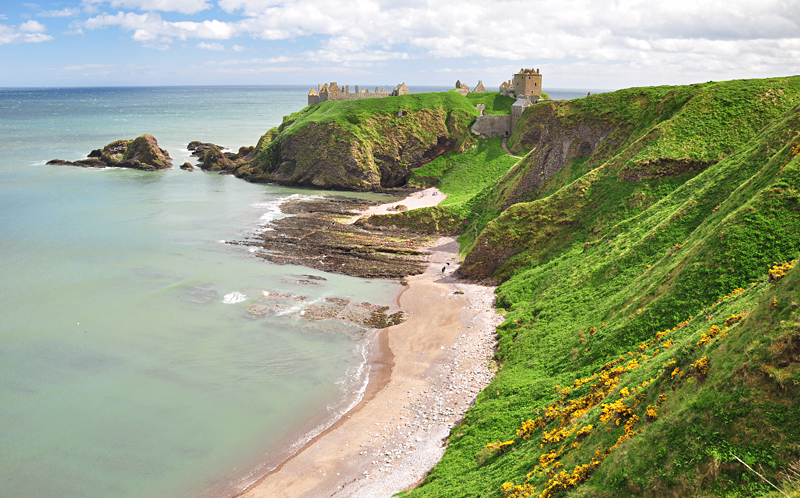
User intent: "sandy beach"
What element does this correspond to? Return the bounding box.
[348,187,447,221]
[236,191,500,498]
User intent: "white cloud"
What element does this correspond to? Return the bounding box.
[82,0,212,15]
[232,44,245,51]
[37,8,81,17]
[197,41,224,50]
[213,55,291,64]
[82,11,234,47]
[78,0,800,85]
[0,15,7,20]
[63,63,112,70]
[0,20,52,45]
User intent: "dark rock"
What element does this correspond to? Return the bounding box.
[187,141,218,158]
[46,159,76,166]
[201,145,233,171]
[100,139,130,163]
[180,162,194,171]
[74,158,108,168]
[47,134,171,171]
[121,134,172,170]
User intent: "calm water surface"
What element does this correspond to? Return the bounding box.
[0,86,400,498]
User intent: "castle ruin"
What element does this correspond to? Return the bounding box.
[499,68,543,98]
[308,82,409,106]
[473,68,546,138]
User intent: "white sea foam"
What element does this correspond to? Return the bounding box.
[275,296,320,316]
[222,291,247,304]
[253,193,324,224]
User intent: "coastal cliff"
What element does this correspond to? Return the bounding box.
[197,92,514,191]
[197,78,800,498]
[391,77,800,498]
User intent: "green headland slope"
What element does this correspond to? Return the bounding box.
[393,76,800,497]
[355,76,800,497]
[221,92,517,190]
[226,76,800,496]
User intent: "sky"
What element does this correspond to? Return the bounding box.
[1,0,800,89]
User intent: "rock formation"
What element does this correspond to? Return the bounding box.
[47,134,172,171]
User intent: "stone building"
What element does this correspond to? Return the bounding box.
[514,68,542,97]
[499,68,543,99]
[511,96,534,131]
[308,82,409,106]
[473,80,487,93]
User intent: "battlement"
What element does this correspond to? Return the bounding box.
[308,82,409,106]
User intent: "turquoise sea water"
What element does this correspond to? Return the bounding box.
[0,87,401,498]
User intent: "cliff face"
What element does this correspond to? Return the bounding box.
[203,92,484,191]
[500,103,615,208]
[239,110,461,190]
[460,78,800,280]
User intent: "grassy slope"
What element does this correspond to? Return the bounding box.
[362,136,520,237]
[410,136,520,205]
[465,92,515,115]
[459,77,800,275]
[399,78,800,498]
[254,91,511,148]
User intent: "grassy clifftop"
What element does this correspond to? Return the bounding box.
[382,76,800,498]
[227,92,516,190]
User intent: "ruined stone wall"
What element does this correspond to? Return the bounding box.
[308,83,408,106]
[511,102,529,131]
[471,115,512,138]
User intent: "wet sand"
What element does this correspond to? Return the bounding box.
[236,237,500,498]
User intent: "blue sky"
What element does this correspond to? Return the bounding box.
[2,0,800,89]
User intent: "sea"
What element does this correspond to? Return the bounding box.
[0,85,605,498]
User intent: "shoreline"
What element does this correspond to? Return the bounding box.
[234,235,500,498]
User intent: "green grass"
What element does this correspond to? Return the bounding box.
[267,91,484,141]
[465,92,515,115]
[410,137,520,205]
[398,77,800,498]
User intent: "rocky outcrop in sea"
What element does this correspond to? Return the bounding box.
[47,134,172,171]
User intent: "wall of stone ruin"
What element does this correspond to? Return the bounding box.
[471,115,512,138]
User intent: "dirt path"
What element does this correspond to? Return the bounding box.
[502,137,522,159]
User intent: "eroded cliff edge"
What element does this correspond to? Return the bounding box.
[196,92,486,191]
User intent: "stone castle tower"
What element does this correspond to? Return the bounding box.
[513,68,542,97]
